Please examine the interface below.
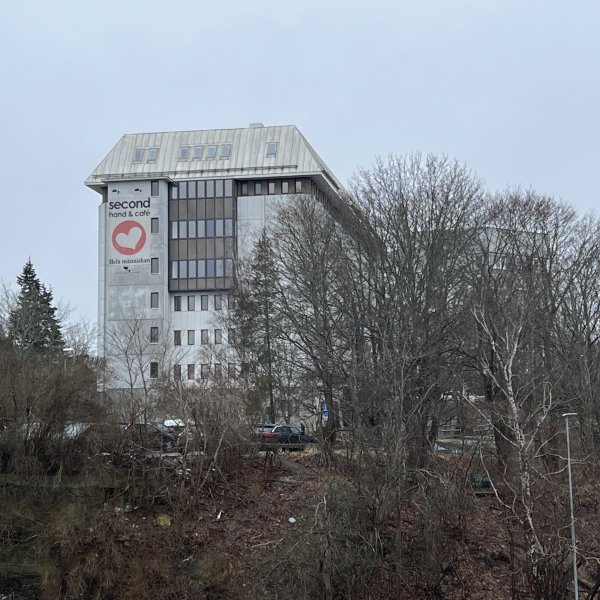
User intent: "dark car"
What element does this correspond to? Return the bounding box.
[260,425,317,451]
[126,422,177,452]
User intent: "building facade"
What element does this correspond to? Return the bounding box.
[85,125,343,391]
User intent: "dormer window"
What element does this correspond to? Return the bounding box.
[133,148,144,162]
[193,145,203,159]
[147,147,158,162]
[220,144,231,158]
[206,145,217,159]
[179,146,190,160]
[266,142,277,157]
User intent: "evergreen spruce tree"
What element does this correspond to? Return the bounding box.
[8,259,64,353]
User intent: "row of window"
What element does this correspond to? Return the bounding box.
[170,328,231,346]
[171,259,234,279]
[179,144,231,161]
[172,179,234,200]
[171,219,234,240]
[173,293,235,311]
[239,179,302,196]
[149,362,236,380]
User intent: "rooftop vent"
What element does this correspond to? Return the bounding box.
[249,122,265,128]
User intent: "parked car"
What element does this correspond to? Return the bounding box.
[259,425,317,452]
[126,422,177,452]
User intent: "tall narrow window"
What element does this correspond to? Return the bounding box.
[171,261,178,279]
[214,364,222,378]
[200,364,210,379]
[268,181,275,194]
[151,258,159,274]
[215,329,223,345]
[171,221,178,239]
[174,330,182,346]
[150,292,159,308]
[188,330,195,345]
[295,180,302,193]
[151,180,159,195]
[201,329,209,345]
[151,217,159,233]
[201,295,208,310]
[187,364,195,380]
[174,296,182,311]
[228,363,236,377]
[214,294,222,310]
[241,182,248,196]
[174,364,182,380]
[150,362,159,378]
[187,295,195,311]
[228,294,236,309]
[254,182,262,195]
[282,181,289,194]
[150,327,159,344]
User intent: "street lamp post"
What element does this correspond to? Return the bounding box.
[562,412,579,600]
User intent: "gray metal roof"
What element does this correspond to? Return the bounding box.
[85,125,343,197]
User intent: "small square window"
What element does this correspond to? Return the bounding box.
[266,142,277,157]
[254,182,262,195]
[174,296,182,311]
[150,362,159,378]
[150,327,159,344]
[201,329,209,345]
[151,258,159,274]
[151,218,159,233]
[179,146,190,160]
[133,148,144,162]
[151,180,159,196]
[148,148,158,163]
[214,294,223,310]
[220,144,231,158]
[188,295,195,311]
[201,295,208,310]
[282,181,289,194]
[174,330,182,346]
[193,145,203,159]
[295,180,302,193]
[150,292,159,309]
[187,364,195,380]
[174,364,182,380]
[268,181,275,194]
[206,145,217,159]
[215,329,223,345]
[201,364,210,379]
[188,330,195,345]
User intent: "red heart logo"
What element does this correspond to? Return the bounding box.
[112,220,147,255]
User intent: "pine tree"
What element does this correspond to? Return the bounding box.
[8,260,64,353]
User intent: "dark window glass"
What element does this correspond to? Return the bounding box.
[187,295,195,311]
[201,295,208,310]
[174,330,181,346]
[255,182,262,195]
[206,220,215,238]
[150,327,159,344]
[241,182,248,196]
[174,364,182,380]
[174,296,182,311]
[220,144,231,158]
[268,181,275,194]
[150,292,159,308]
[206,145,217,159]
[228,363,236,377]
[179,146,190,160]
[187,364,195,380]
[188,330,195,345]
[193,146,203,159]
[150,362,159,378]
[151,258,159,273]
[215,329,222,345]
[206,259,215,277]
[214,294,222,310]
[151,180,159,195]
[282,181,289,194]
[201,330,209,345]
[224,180,233,197]
[214,364,222,378]
[151,217,159,233]
[201,364,210,379]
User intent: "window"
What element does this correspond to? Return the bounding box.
[282,181,289,194]
[197,220,206,238]
[174,364,182,380]
[188,220,197,238]
[295,180,302,193]
[241,182,248,196]
[201,295,208,310]
[201,329,209,345]
[228,294,236,309]
[171,221,178,240]
[215,259,224,277]
[188,330,195,345]
[268,181,275,194]
[150,362,159,378]
[224,180,233,197]
[187,295,195,311]
[151,258,159,274]
[174,330,181,346]
[206,145,217,159]
[206,180,215,197]
[171,261,178,279]
[197,259,206,278]
[151,217,159,233]
[150,292,159,308]
[266,142,277,157]
[228,363,236,377]
[174,296,182,311]
[215,329,223,345]
[214,364,222,378]
[179,146,190,160]
[206,220,215,238]
[225,258,234,277]
[200,364,210,379]
[215,180,224,197]
[224,219,233,236]
[171,184,179,200]
[215,219,223,237]
[188,260,197,278]
[151,180,159,195]
[150,327,159,344]
[220,144,231,158]
[206,259,215,277]
[214,294,222,310]
[193,145,203,159]
[187,364,195,380]
[179,260,187,278]
[133,148,144,162]
[254,182,262,195]
[179,221,188,239]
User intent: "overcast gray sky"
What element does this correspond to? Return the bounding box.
[1,0,598,324]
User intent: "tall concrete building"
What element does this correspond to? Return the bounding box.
[85,124,343,391]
